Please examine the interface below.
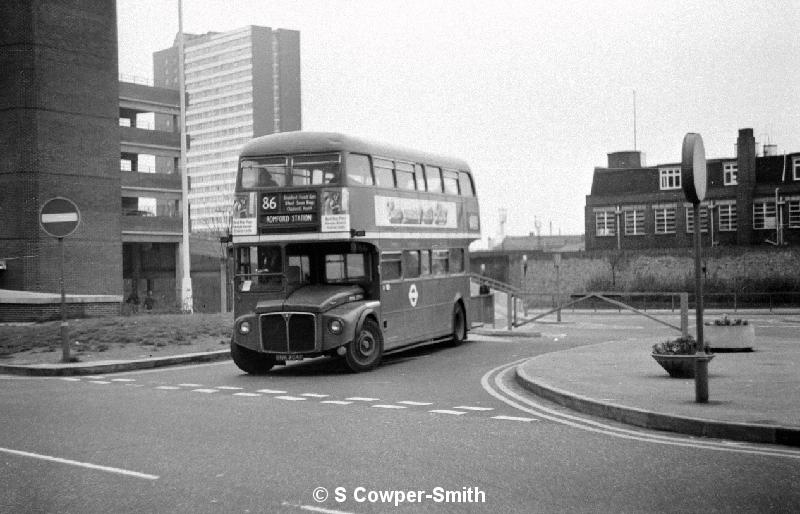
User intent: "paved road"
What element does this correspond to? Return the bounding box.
[2,315,799,513]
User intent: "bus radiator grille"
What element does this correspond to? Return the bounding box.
[259,313,316,353]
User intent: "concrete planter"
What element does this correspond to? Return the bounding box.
[651,353,714,378]
[704,323,755,352]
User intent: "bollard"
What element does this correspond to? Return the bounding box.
[695,355,711,403]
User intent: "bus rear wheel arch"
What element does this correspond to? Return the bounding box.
[231,339,276,374]
[344,318,383,372]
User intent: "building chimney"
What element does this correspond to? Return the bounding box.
[736,128,756,245]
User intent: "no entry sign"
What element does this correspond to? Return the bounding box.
[40,197,81,238]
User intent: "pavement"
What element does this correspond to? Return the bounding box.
[504,328,800,448]
[2,322,799,448]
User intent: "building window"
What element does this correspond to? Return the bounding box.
[717,201,738,232]
[594,208,616,237]
[786,197,800,228]
[685,204,709,233]
[653,204,676,234]
[752,199,777,230]
[659,167,681,190]
[623,206,645,235]
[723,162,738,185]
[793,157,800,181]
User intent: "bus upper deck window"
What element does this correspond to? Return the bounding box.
[425,165,442,193]
[458,171,474,196]
[346,153,374,186]
[396,162,416,190]
[240,158,287,188]
[443,170,460,195]
[291,154,340,186]
[373,158,395,188]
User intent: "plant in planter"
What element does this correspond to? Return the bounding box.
[705,314,754,352]
[651,335,713,378]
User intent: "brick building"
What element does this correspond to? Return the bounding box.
[1,0,122,296]
[585,128,800,251]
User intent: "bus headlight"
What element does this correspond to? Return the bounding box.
[239,321,251,335]
[328,319,343,335]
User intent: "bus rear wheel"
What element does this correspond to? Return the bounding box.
[231,340,276,374]
[344,319,383,372]
[449,302,467,346]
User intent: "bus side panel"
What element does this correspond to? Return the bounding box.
[381,274,469,347]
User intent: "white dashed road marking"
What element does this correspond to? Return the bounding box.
[60,378,81,382]
[300,393,329,398]
[429,409,466,415]
[345,397,379,402]
[215,386,243,390]
[321,400,353,405]
[233,392,262,397]
[257,389,287,394]
[155,386,180,390]
[372,404,407,409]
[111,378,135,382]
[275,395,307,401]
[178,383,203,387]
[454,406,494,411]
[191,389,218,394]
[397,401,433,406]
[88,381,112,385]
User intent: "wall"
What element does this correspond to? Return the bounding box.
[475,247,800,300]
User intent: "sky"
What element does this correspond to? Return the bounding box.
[117,0,800,245]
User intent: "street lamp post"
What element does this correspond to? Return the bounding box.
[178,0,193,313]
[522,254,528,317]
[553,252,562,322]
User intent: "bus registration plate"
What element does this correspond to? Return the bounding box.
[275,354,304,362]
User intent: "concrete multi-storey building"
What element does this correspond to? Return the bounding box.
[118,80,187,307]
[585,128,800,251]
[153,26,301,232]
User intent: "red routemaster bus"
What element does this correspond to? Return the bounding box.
[230,131,480,373]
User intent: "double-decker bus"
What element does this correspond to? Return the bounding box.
[229,131,480,373]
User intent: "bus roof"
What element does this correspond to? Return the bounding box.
[240,131,472,172]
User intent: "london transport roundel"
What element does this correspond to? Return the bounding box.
[408,284,419,307]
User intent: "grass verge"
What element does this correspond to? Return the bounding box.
[0,313,233,358]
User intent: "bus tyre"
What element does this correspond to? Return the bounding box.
[344,319,383,372]
[231,340,276,374]
[449,303,467,346]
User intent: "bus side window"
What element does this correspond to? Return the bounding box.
[425,165,442,193]
[396,162,416,191]
[432,249,449,275]
[450,248,464,272]
[458,171,474,196]
[404,250,420,278]
[373,158,395,188]
[420,250,431,275]
[346,153,373,185]
[380,252,402,281]
[415,164,426,191]
[443,170,459,195]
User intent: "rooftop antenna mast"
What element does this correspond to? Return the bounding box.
[633,90,637,151]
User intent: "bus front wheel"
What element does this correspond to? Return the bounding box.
[344,319,383,372]
[449,303,467,346]
[231,340,276,374]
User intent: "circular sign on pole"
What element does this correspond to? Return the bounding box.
[40,197,81,238]
[681,133,708,204]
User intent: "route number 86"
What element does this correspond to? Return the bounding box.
[262,195,278,211]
